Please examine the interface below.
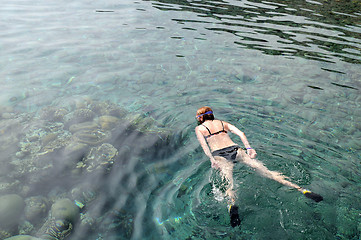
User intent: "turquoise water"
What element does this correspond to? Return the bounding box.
[0,0,360,239]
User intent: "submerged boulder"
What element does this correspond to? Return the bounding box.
[0,194,25,230]
[64,109,96,128]
[36,198,79,240]
[50,198,79,223]
[40,106,69,122]
[24,196,49,224]
[98,115,120,130]
[4,235,43,240]
[78,143,118,173]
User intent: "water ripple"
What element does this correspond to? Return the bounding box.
[147,0,361,63]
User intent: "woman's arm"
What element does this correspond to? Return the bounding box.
[226,122,257,158]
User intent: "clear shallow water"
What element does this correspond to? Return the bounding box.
[0,0,360,239]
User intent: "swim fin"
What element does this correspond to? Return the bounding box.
[302,189,323,202]
[229,205,241,227]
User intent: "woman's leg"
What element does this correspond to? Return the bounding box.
[213,156,237,204]
[237,149,303,191]
[213,156,242,227]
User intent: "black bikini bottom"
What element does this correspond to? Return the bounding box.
[212,145,240,163]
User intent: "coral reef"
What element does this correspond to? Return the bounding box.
[0,99,171,239]
[77,143,118,173]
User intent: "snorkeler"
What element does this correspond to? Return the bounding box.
[195,106,323,227]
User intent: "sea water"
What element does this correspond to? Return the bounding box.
[0,0,360,239]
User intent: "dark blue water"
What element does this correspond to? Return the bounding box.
[0,0,360,239]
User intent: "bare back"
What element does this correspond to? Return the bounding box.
[198,120,237,152]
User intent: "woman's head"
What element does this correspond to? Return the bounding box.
[196,106,214,124]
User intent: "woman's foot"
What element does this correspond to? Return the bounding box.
[301,189,323,202]
[229,205,241,227]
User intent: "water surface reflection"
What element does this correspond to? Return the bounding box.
[147,0,361,64]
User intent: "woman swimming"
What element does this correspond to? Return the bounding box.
[195,106,323,227]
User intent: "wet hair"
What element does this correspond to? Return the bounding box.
[196,106,214,124]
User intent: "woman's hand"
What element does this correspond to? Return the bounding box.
[210,158,220,169]
[247,148,257,158]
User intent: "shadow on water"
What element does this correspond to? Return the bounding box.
[145,0,361,64]
[0,99,190,240]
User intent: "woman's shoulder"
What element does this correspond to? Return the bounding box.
[219,120,233,130]
[218,119,230,125]
[195,124,204,131]
[204,119,228,126]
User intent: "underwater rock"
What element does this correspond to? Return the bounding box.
[40,106,69,122]
[50,198,79,224]
[108,107,127,118]
[24,196,49,224]
[63,108,96,129]
[71,109,95,123]
[63,141,88,157]
[0,116,25,155]
[89,101,127,118]
[0,180,20,195]
[68,121,98,133]
[62,141,90,174]
[0,194,25,230]
[18,220,34,235]
[10,155,49,181]
[10,121,72,180]
[125,113,156,132]
[125,113,142,127]
[37,219,72,240]
[4,235,42,240]
[74,96,93,109]
[17,123,70,158]
[79,212,95,229]
[78,143,118,173]
[0,230,12,239]
[41,133,58,146]
[72,129,111,146]
[71,184,97,210]
[98,115,120,130]
[88,101,109,116]
[36,198,79,240]
[73,109,96,122]
[40,132,72,156]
